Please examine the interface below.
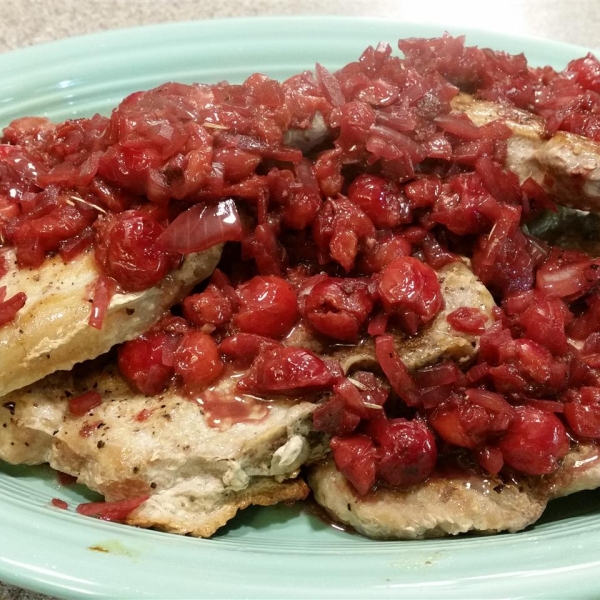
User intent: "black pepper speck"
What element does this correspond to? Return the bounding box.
[2,402,15,416]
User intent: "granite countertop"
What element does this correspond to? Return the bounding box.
[0,1,598,598]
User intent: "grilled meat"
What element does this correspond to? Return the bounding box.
[0,245,221,398]
[308,442,600,539]
[0,359,328,537]
[452,93,600,211]
[307,458,546,539]
[334,261,496,374]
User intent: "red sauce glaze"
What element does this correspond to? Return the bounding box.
[94,212,175,292]
[79,420,102,438]
[303,277,374,342]
[118,331,180,396]
[56,471,77,486]
[376,257,443,334]
[199,387,269,431]
[87,276,116,330]
[135,408,154,422]
[233,276,299,339]
[174,330,224,389]
[446,307,488,334]
[0,255,10,279]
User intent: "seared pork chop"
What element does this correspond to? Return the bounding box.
[547,443,600,500]
[282,93,600,213]
[452,93,600,212]
[0,359,328,537]
[334,261,496,374]
[304,261,600,540]
[0,245,221,398]
[308,442,600,539]
[0,259,494,537]
[284,113,329,153]
[308,459,546,539]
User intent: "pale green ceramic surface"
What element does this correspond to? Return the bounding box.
[0,17,599,599]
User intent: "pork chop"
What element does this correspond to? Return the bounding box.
[304,260,600,540]
[546,442,600,499]
[334,260,496,374]
[283,92,600,213]
[284,113,329,153]
[0,359,328,537]
[307,458,546,539]
[0,244,221,398]
[308,441,600,540]
[451,93,600,212]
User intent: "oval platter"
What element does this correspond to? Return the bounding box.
[0,16,599,599]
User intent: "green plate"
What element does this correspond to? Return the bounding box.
[0,17,599,599]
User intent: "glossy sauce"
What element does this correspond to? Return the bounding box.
[56,471,77,486]
[198,370,270,430]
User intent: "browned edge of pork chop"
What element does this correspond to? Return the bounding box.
[307,440,600,540]
[452,93,600,212]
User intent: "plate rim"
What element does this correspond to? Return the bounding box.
[0,14,596,59]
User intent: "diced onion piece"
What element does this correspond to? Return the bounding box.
[76,495,149,522]
[68,391,103,417]
[315,63,345,106]
[375,334,420,406]
[157,198,243,254]
[0,288,26,327]
[88,276,116,330]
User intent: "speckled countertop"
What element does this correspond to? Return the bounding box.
[0,1,598,598]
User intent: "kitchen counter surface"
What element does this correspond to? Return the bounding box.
[0,1,598,598]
